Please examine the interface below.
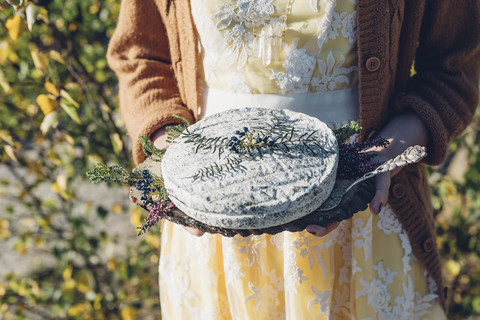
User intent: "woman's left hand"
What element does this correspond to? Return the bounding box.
[306,112,429,237]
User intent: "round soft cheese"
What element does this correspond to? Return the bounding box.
[161,108,338,229]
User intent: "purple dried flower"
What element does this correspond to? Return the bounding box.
[337,138,389,180]
[137,200,175,235]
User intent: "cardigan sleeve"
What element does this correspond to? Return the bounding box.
[394,1,480,165]
[107,0,195,165]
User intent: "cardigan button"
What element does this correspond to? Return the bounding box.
[391,183,405,199]
[366,57,381,72]
[423,238,435,253]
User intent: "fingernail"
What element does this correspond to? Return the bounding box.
[378,202,383,213]
[306,226,325,236]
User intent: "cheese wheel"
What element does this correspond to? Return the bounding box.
[162,108,338,229]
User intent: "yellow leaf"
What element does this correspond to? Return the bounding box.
[150,253,159,263]
[76,270,94,294]
[37,7,49,24]
[68,23,77,32]
[64,134,75,145]
[444,260,461,277]
[36,94,58,115]
[38,217,50,228]
[107,259,117,271]
[5,15,25,41]
[0,219,10,240]
[50,181,75,200]
[63,266,72,280]
[60,89,79,107]
[0,130,14,145]
[31,49,49,73]
[49,50,65,64]
[4,145,18,162]
[110,132,123,155]
[14,242,26,255]
[26,103,37,116]
[17,189,27,201]
[0,70,11,94]
[56,174,68,191]
[68,303,91,317]
[87,154,103,164]
[40,111,59,135]
[26,4,40,32]
[63,279,76,291]
[112,203,121,214]
[31,282,40,296]
[60,102,81,124]
[146,233,161,249]
[121,306,138,320]
[101,103,112,113]
[17,284,28,297]
[44,81,59,96]
[130,207,142,228]
[50,174,75,199]
[89,4,100,14]
[33,236,43,248]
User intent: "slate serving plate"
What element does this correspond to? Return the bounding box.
[129,107,427,236]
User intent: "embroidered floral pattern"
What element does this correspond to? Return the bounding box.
[237,0,274,27]
[356,261,397,316]
[161,200,443,319]
[311,52,358,92]
[211,0,278,69]
[316,1,341,51]
[308,285,332,315]
[245,269,285,319]
[203,0,359,91]
[270,38,316,93]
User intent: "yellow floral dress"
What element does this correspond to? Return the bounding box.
[159,0,446,319]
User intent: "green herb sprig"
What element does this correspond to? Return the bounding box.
[185,116,337,180]
[86,162,142,185]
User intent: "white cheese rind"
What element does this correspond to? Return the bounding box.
[161,108,338,229]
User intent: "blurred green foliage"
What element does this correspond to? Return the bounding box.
[0,0,161,318]
[0,0,479,319]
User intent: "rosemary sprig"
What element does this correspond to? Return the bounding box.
[182,116,341,179]
[86,162,142,185]
[166,114,191,143]
[190,156,246,180]
[140,135,166,162]
[333,121,361,145]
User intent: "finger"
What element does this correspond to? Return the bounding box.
[129,195,137,204]
[369,172,390,215]
[306,221,340,237]
[183,226,205,237]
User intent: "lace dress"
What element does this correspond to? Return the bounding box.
[159,0,446,319]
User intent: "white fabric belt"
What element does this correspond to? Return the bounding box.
[201,87,359,127]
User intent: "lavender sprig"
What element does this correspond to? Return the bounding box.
[337,137,389,180]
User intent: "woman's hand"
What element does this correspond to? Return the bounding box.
[137,127,205,237]
[306,112,429,237]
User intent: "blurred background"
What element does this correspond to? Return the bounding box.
[0,0,479,319]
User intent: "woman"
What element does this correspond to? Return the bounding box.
[107,0,480,318]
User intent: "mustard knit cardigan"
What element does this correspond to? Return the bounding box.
[106,0,480,312]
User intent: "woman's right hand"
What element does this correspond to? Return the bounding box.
[150,127,205,237]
